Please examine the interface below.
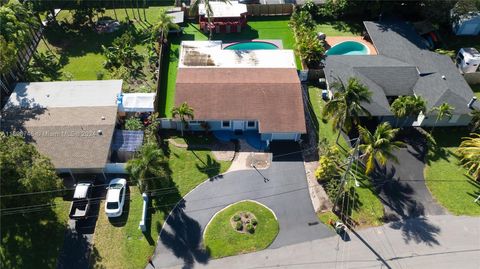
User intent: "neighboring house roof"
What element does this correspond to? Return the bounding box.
[1,81,121,170]
[175,68,306,133]
[325,21,479,116]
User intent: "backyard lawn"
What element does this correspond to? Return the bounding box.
[472,84,480,99]
[0,197,69,269]
[91,144,231,269]
[203,201,279,258]
[424,128,480,216]
[308,86,384,227]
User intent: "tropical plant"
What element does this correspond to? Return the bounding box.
[144,113,160,144]
[126,142,169,193]
[390,95,427,126]
[0,132,62,209]
[295,31,325,67]
[470,110,480,132]
[125,117,143,130]
[171,102,195,136]
[25,51,63,81]
[315,145,341,182]
[430,102,454,134]
[151,9,179,43]
[323,77,372,142]
[289,10,316,31]
[457,133,480,181]
[190,0,231,40]
[358,122,405,175]
[102,31,143,70]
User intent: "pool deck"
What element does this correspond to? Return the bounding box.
[325,36,377,55]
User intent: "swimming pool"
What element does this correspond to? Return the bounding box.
[326,41,369,55]
[224,41,279,50]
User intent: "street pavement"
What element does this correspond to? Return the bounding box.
[150,142,334,269]
[159,214,480,269]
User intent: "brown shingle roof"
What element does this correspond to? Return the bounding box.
[175,68,306,133]
[2,106,117,169]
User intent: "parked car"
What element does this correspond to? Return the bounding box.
[69,181,94,220]
[105,178,127,218]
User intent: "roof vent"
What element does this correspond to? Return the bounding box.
[46,94,50,98]
[97,130,103,135]
[441,75,446,80]
[101,116,105,120]
[468,96,477,109]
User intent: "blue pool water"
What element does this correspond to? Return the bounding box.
[326,41,369,55]
[224,41,279,50]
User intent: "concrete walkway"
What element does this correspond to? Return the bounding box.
[150,142,333,269]
[158,215,480,269]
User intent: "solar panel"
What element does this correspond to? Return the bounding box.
[111,130,144,152]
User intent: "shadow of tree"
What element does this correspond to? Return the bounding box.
[57,228,105,269]
[389,216,440,246]
[194,153,221,179]
[158,201,210,269]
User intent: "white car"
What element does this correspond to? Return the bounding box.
[105,178,127,218]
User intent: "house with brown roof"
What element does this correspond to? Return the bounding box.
[173,41,306,143]
[1,80,129,178]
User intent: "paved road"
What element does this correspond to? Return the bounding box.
[371,129,445,220]
[162,215,480,269]
[151,142,334,269]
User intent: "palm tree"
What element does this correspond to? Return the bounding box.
[390,95,427,127]
[126,143,169,193]
[190,0,230,40]
[358,122,405,175]
[171,102,195,136]
[322,77,372,144]
[470,110,480,132]
[457,133,480,181]
[430,102,454,134]
[151,9,179,43]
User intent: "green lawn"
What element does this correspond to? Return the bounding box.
[92,144,231,268]
[424,128,480,216]
[315,20,364,36]
[0,197,69,269]
[308,86,384,227]
[203,201,279,259]
[472,84,480,99]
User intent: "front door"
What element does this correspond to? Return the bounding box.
[232,121,244,131]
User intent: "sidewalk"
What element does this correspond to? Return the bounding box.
[159,215,480,269]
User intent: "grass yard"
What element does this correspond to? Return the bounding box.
[315,20,364,36]
[472,84,480,99]
[0,197,69,269]
[203,201,279,259]
[308,86,384,227]
[92,144,231,268]
[424,128,480,216]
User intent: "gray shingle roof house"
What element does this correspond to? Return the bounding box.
[1,80,122,173]
[325,21,479,127]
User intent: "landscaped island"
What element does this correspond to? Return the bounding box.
[203,201,279,258]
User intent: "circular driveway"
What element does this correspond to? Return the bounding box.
[151,142,334,268]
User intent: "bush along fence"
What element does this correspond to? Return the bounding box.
[289,8,325,70]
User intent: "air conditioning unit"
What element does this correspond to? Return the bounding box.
[456,47,480,74]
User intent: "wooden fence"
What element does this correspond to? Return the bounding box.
[247,4,294,16]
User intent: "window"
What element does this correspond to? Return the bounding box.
[119,187,124,202]
[247,121,256,128]
[222,121,230,128]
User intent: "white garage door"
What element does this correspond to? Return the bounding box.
[271,133,298,140]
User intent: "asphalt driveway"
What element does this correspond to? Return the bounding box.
[371,129,445,220]
[151,142,333,269]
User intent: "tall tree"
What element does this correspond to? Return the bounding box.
[126,142,169,193]
[171,102,195,136]
[457,133,480,181]
[190,0,230,40]
[358,122,405,175]
[322,77,372,143]
[151,9,179,43]
[430,102,454,134]
[0,132,62,209]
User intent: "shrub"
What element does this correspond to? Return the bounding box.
[235,221,243,231]
[233,215,241,222]
[251,218,258,226]
[315,156,338,182]
[246,223,255,234]
[125,117,143,130]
